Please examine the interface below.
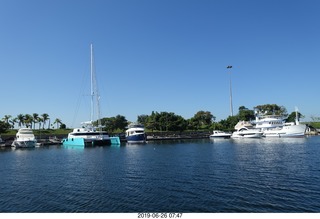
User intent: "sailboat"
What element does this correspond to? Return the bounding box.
[62,44,120,147]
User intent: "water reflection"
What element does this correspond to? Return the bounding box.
[1,137,320,212]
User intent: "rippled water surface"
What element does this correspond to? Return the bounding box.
[1,137,320,212]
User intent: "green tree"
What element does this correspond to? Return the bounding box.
[2,115,12,129]
[32,113,39,129]
[168,114,187,131]
[286,111,304,123]
[189,111,215,130]
[219,116,239,131]
[100,117,115,132]
[0,120,10,133]
[113,115,128,131]
[137,114,149,126]
[10,118,17,129]
[53,118,62,129]
[41,113,49,129]
[145,111,160,131]
[238,106,255,121]
[254,104,287,116]
[160,112,187,131]
[310,116,320,129]
[16,114,25,128]
[100,115,128,133]
[24,114,33,128]
[37,117,43,130]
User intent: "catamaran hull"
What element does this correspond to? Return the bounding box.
[62,137,121,147]
[62,138,110,147]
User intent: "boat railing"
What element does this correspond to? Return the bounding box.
[256,114,284,119]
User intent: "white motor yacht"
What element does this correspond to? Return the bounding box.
[210,130,231,139]
[254,108,306,137]
[126,123,146,143]
[231,121,263,138]
[11,128,37,148]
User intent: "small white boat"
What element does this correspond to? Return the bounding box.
[49,136,61,144]
[210,130,231,138]
[231,121,263,138]
[11,128,37,148]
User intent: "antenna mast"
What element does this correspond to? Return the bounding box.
[227,66,233,117]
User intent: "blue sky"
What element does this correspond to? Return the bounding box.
[1,0,320,128]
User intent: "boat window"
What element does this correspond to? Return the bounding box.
[72,132,109,136]
[20,131,33,134]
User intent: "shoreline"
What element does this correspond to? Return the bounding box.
[1,131,211,147]
[1,130,318,147]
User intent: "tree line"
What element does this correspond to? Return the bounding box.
[97,104,303,133]
[0,113,65,133]
[0,104,306,134]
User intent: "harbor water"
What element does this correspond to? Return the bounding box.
[1,136,320,212]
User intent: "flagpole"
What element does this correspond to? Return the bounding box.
[227,66,233,117]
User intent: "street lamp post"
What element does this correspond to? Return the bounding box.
[227,66,233,117]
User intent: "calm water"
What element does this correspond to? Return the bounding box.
[1,136,320,213]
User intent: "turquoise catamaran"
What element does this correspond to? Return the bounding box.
[62,44,120,147]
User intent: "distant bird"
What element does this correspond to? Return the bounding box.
[227,66,232,69]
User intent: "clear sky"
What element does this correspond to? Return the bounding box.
[1,0,320,128]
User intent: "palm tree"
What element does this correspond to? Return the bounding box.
[16,114,25,128]
[10,118,17,129]
[37,117,43,130]
[32,113,39,130]
[41,113,49,129]
[2,115,12,129]
[24,114,33,128]
[53,118,62,129]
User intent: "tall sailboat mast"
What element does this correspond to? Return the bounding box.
[90,43,94,123]
[90,43,103,132]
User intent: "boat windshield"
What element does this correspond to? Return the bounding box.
[19,131,33,134]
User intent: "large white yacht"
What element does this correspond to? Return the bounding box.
[11,128,37,148]
[254,110,306,137]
